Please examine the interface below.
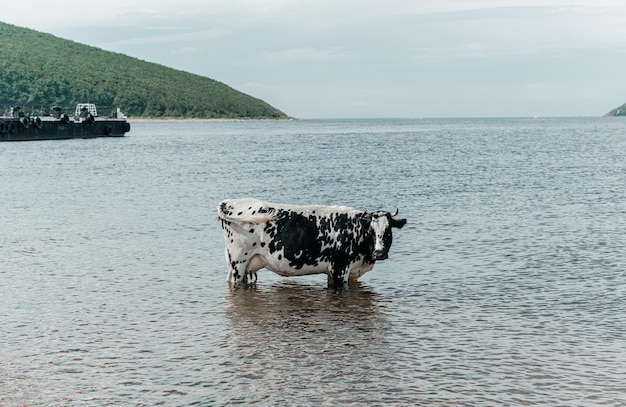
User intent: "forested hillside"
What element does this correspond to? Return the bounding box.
[606,102,626,116]
[0,22,288,119]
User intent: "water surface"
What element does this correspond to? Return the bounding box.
[1,118,625,405]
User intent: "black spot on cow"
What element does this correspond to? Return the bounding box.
[270,211,323,269]
[264,224,277,238]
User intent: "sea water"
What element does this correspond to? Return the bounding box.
[1,118,625,405]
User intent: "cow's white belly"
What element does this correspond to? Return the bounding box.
[247,253,331,276]
[246,253,374,280]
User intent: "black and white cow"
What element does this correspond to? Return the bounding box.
[217,198,406,289]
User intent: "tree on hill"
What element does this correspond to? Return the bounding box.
[0,22,289,119]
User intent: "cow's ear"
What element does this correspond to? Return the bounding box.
[390,218,407,229]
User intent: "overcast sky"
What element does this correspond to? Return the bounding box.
[3,1,626,118]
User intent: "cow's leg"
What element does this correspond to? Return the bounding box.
[347,268,363,284]
[230,258,250,285]
[224,248,234,282]
[224,248,250,285]
[226,253,264,286]
[329,265,349,292]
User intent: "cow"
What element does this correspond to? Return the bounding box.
[217,198,406,289]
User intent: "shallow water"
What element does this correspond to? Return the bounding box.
[1,118,626,405]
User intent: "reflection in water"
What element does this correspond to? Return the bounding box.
[220,281,401,405]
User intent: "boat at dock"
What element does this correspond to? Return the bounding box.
[0,103,131,141]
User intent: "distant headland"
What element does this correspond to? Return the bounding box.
[605,102,626,117]
[0,21,289,120]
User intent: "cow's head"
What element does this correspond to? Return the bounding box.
[367,209,407,261]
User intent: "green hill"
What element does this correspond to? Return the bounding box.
[606,102,626,117]
[0,21,288,119]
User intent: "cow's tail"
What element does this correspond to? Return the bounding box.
[217,199,276,224]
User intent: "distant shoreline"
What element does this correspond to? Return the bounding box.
[128,117,297,123]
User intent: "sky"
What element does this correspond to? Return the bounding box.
[2,0,626,118]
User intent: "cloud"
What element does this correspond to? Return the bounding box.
[2,1,615,28]
[104,28,231,47]
[260,47,352,63]
[171,47,197,55]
